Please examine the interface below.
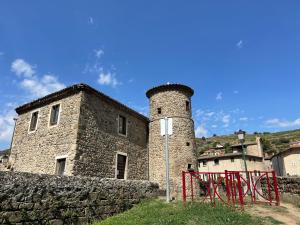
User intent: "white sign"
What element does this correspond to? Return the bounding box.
[160,118,173,136]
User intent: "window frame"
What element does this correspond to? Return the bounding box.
[203,161,207,167]
[118,114,128,136]
[48,103,61,127]
[55,155,68,176]
[28,109,40,133]
[185,101,190,111]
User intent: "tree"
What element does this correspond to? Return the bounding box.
[213,134,217,137]
[261,138,272,152]
[224,143,232,153]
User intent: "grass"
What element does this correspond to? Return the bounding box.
[90,199,263,225]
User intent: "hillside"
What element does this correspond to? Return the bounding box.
[196,129,300,157]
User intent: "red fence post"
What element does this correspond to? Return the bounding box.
[225,170,231,206]
[236,172,244,210]
[190,171,194,201]
[182,171,186,207]
[266,172,272,205]
[272,171,280,206]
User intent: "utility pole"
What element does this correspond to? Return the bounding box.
[164,117,170,203]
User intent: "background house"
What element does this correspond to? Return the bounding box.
[198,137,266,172]
[271,143,300,176]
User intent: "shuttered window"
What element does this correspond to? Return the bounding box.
[118,115,127,135]
[29,111,38,131]
[50,104,60,126]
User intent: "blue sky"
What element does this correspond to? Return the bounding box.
[1,1,300,149]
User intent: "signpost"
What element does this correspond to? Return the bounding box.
[160,117,173,203]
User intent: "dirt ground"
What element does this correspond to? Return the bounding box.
[246,202,300,225]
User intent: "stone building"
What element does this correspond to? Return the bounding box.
[146,84,197,196]
[198,137,266,172]
[9,84,149,180]
[9,83,197,195]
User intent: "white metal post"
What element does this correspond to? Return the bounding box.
[165,117,170,203]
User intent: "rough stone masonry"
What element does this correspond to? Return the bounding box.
[0,171,159,225]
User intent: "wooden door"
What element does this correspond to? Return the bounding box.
[117,154,127,179]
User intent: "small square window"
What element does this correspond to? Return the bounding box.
[203,161,207,167]
[157,108,162,114]
[186,142,190,146]
[29,111,39,131]
[214,159,219,165]
[50,104,60,126]
[118,115,127,135]
[186,101,190,111]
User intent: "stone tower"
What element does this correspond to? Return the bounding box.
[146,84,197,197]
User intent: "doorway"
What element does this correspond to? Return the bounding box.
[116,153,127,179]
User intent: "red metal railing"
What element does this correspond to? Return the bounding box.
[182,170,280,209]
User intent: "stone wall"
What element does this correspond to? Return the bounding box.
[0,172,159,225]
[273,176,300,195]
[9,92,82,175]
[73,91,149,180]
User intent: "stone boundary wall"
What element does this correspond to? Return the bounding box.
[275,176,300,195]
[261,176,300,205]
[0,172,159,225]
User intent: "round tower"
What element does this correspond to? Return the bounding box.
[146,84,197,198]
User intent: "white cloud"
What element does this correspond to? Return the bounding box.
[195,124,208,137]
[239,117,248,121]
[20,74,65,98]
[206,112,215,117]
[0,109,16,142]
[216,92,223,101]
[11,59,35,77]
[265,118,300,128]
[11,58,65,99]
[94,49,104,58]
[233,90,239,94]
[222,115,230,127]
[211,125,218,128]
[88,16,94,24]
[98,72,121,88]
[0,52,4,56]
[236,40,243,49]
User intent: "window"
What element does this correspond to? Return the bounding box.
[186,142,190,146]
[29,111,39,131]
[188,163,194,172]
[231,158,234,162]
[118,115,127,135]
[50,104,60,126]
[157,108,162,114]
[186,101,190,111]
[203,161,207,167]
[55,158,66,176]
[214,159,219,165]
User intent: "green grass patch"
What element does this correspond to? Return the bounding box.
[90,199,262,225]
